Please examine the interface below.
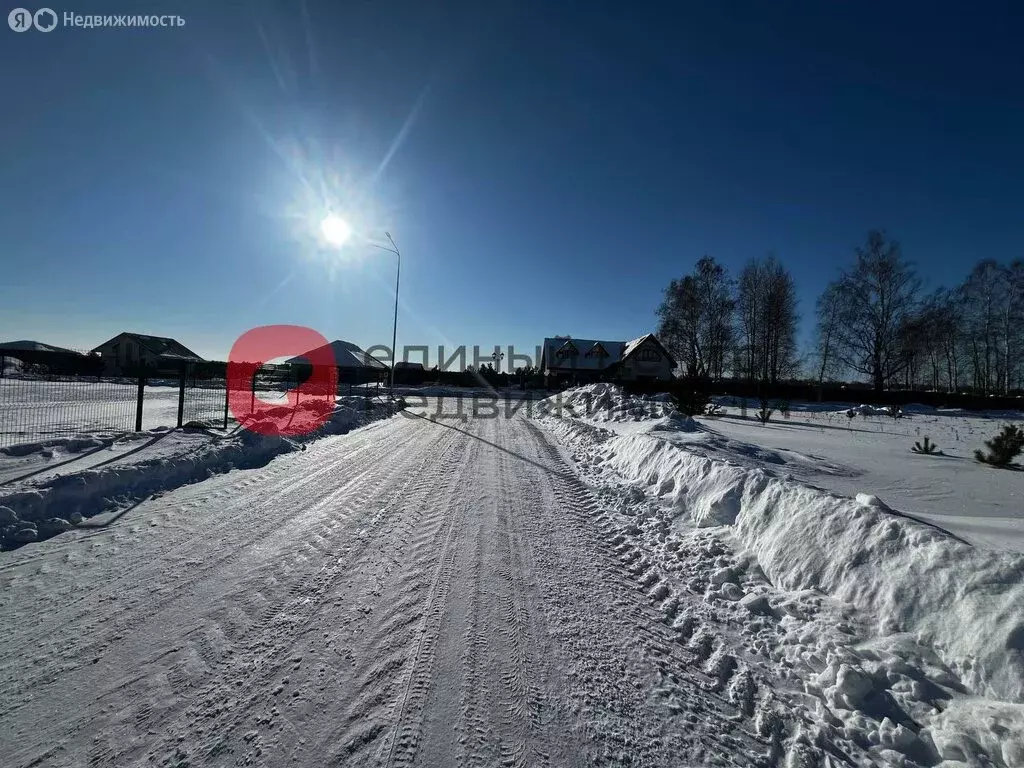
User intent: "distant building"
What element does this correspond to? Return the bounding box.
[287,339,390,385]
[393,361,426,386]
[92,332,204,375]
[0,340,81,355]
[0,340,96,376]
[539,333,675,385]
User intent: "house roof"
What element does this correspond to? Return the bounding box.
[394,361,425,370]
[541,333,676,371]
[540,337,626,371]
[287,340,389,370]
[93,333,204,361]
[0,340,84,355]
[621,333,676,367]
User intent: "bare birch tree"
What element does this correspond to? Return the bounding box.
[825,231,920,393]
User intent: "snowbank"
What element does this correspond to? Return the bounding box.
[600,431,1024,703]
[538,382,694,427]
[0,397,402,550]
[0,434,110,458]
[539,386,1024,763]
[541,387,1024,704]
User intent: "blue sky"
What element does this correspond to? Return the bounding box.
[1,1,1022,368]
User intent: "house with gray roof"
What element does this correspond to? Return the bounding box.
[92,332,204,375]
[539,333,675,384]
[287,339,390,385]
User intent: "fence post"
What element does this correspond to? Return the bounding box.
[135,376,145,432]
[223,382,230,430]
[176,364,186,428]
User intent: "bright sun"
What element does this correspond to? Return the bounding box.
[320,214,352,247]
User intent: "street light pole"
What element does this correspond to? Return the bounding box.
[386,232,400,397]
[369,232,401,398]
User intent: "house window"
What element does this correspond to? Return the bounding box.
[585,342,609,359]
[638,346,661,362]
[555,342,579,360]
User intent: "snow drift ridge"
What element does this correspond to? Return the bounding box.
[597,429,1024,703]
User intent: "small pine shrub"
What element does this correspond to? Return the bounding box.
[670,387,709,417]
[757,397,775,425]
[975,425,1024,467]
[911,436,942,455]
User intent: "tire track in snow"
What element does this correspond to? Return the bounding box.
[455,497,489,768]
[0,419,459,767]
[488,420,557,768]
[439,419,516,768]
[519,417,765,766]
[0,425,391,658]
[393,416,576,768]
[128,427,466,768]
[0,455,386,716]
[296,429,480,765]
[377,436,473,768]
[0,423,380,592]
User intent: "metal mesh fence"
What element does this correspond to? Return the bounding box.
[0,357,377,450]
[0,375,141,449]
[0,374,236,449]
[181,382,228,428]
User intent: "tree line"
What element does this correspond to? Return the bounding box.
[656,230,1024,394]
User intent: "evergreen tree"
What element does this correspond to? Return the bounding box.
[974,425,1024,467]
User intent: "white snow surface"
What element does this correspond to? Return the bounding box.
[0,396,401,542]
[545,385,1024,552]
[539,384,1024,764]
[2,385,1021,767]
[2,402,786,768]
[702,397,1024,552]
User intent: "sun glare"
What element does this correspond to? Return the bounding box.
[320,214,352,247]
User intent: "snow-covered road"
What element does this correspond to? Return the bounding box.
[0,409,767,768]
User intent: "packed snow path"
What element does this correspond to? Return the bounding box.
[1,408,772,768]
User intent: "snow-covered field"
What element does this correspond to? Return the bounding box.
[541,387,1024,552]
[701,397,1024,552]
[0,386,1021,767]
